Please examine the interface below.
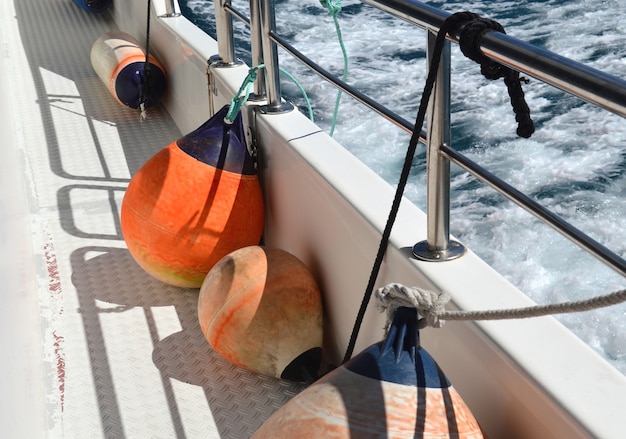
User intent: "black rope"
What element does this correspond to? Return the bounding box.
[456,12,535,138]
[139,0,152,109]
[341,11,534,364]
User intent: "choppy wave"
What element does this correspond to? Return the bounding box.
[181,0,626,373]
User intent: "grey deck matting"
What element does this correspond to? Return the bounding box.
[0,0,304,437]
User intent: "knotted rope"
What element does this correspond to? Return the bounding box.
[319,0,342,16]
[225,65,265,124]
[376,283,626,332]
[454,11,535,138]
[376,284,450,330]
[224,64,314,124]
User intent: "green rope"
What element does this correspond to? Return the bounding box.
[225,64,264,124]
[225,64,315,124]
[280,68,315,122]
[320,0,348,137]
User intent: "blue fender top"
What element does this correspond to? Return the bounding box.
[176,106,257,175]
[114,62,167,110]
[345,307,451,388]
[72,0,112,14]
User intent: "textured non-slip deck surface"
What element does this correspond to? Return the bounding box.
[0,0,304,437]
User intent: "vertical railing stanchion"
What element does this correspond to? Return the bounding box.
[249,0,266,98]
[213,0,236,65]
[413,32,466,261]
[161,0,180,17]
[259,0,293,112]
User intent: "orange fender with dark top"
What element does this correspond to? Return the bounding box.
[253,307,485,438]
[121,106,264,288]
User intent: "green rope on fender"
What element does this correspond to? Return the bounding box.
[320,0,348,137]
[225,64,264,124]
[225,64,315,124]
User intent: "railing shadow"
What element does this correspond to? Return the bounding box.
[71,246,306,437]
[15,0,180,183]
[11,0,304,436]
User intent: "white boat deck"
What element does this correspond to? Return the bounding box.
[0,0,304,437]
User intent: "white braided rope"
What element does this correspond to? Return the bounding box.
[375,283,626,330]
[375,283,450,330]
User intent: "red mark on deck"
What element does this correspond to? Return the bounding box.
[44,236,65,411]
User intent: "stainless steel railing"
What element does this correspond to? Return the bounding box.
[207,0,626,277]
[214,0,236,65]
[161,0,180,17]
[363,0,626,116]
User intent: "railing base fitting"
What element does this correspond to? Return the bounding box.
[412,240,466,262]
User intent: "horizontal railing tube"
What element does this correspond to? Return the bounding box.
[441,145,626,276]
[480,34,626,117]
[268,31,427,142]
[361,0,626,118]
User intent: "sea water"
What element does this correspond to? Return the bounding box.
[181,0,626,374]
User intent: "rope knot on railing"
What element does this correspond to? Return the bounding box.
[451,11,535,138]
[319,0,343,17]
[222,64,314,124]
[455,12,506,80]
[225,65,264,124]
[375,283,450,330]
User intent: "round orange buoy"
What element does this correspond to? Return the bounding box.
[121,106,264,288]
[90,31,166,109]
[253,307,484,438]
[198,246,323,382]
